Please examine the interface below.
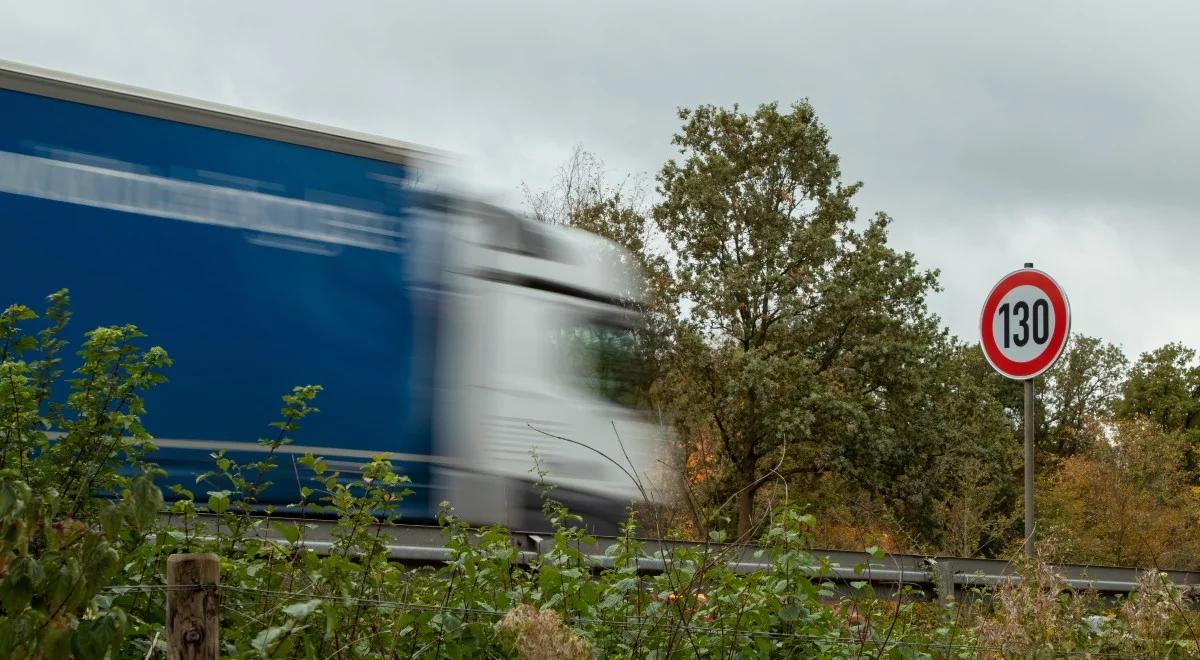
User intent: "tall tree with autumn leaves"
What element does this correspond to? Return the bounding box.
[650,103,950,537]
[527,105,1024,543]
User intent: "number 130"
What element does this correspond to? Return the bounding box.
[998,300,1049,348]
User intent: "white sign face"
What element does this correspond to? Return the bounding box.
[980,269,1070,380]
[989,284,1058,363]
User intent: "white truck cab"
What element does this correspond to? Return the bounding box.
[434,200,666,532]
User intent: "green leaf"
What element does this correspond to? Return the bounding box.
[614,577,638,592]
[283,599,323,621]
[71,610,126,658]
[40,621,72,659]
[252,626,288,654]
[206,490,230,514]
[1,573,33,612]
[0,482,21,518]
[274,522,301,544]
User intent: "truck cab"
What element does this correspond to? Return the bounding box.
[432,199,665,532]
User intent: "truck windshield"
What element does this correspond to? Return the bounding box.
[557,319,652,410]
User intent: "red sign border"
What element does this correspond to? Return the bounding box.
[979,268,1070,380]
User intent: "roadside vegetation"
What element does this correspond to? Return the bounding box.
[0,292,1198,658]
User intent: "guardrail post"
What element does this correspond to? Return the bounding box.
[167,552,220,660]
[935,560,955,606]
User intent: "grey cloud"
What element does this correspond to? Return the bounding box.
[3,0,1200,357]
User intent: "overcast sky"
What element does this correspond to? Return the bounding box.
[4,1,1198,360]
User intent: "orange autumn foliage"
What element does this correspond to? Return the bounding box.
[1039,417,1200,569]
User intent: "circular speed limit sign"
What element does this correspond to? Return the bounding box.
[980,268,1070,380]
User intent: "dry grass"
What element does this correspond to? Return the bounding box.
[1121,569,1188,642]
[497,604,592,660]
[972,553,1082,657]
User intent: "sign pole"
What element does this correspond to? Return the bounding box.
[1022,261,1035,559]
[980,262,1068,561]
[1023,376,1035,558]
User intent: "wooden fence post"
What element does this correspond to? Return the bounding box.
[166,553,220,660]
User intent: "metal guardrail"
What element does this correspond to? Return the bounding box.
[164,514,1200,604]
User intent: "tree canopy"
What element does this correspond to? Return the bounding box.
[525,100,1200,561]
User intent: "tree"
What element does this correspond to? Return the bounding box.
[1117,342,1200,474]
[1039,418,1200,568]
[961,334,1126,457]
[652,102,942,536]
[523,147,638,227]
[884,340,1022,554]
[1040,335,1128,460]
[1118,343,1200,432]
[521,145,667,298]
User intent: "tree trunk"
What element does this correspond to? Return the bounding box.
[736,486,754,539]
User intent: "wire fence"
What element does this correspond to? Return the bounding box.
[109,580,1174,659]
